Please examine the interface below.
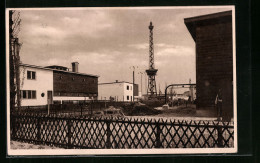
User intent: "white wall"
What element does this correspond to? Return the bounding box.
[98,83,125,101]
[53,96,90,101]
[20,66,53,106]
[98,82,136,102]
[123,83,134,101]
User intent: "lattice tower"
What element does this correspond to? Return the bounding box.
[146,22,158,97]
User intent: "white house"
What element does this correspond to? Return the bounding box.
[98,81,138,102]
[19,64,53,106]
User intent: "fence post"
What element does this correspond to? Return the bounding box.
[106,121,112,148]
[155,123,162,148]
[217,126,224,147]
[37,117,41,144]
[91,100,93,117]
[67,119,72,149]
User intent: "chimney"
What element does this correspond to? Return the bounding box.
[72,62,79,73]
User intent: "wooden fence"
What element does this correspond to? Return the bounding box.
[10,113,234,149]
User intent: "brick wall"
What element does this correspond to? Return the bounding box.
[196,20,233,115]
[53,71,98,97]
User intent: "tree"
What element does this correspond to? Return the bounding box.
[9,10,22,112]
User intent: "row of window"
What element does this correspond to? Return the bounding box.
[126,85,132,90]
[54,92,97,97]
[126,96,132,101]
[21,90,36,99]
[59,76,96,83]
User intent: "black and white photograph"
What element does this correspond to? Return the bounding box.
[6,6,237,155]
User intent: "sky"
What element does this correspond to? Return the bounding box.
[17,7,232,94]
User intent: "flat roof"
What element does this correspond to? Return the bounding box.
[184,10,232,41]
[20,63,99,78]
[99,81,136,85]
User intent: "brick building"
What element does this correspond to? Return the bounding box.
[46,63,98,103]
[184,11,233,118]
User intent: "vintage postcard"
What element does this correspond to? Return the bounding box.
[6,6,237,155]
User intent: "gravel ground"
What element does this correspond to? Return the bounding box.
[10,141,60,149]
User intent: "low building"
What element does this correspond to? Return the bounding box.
[184,10,233,118]
[20,64,53,106]
[98,81,138,102]
[19,62,99,106]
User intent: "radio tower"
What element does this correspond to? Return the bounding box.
[146,22,158,98]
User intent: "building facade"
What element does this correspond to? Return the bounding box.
[98,81,138,102]
[19,63,99,106]
[184,11,233,118]
[19,64,53,106]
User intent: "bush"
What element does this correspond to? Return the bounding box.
[141,100,165,108]
[121,103,162,116]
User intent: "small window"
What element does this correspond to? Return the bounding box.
[32,91,36,99]
[27,71,31,79]
[127,96,129,100]
[127,85,129,90]
[22,91,27,98]
[32,72,36,79]
[27,71,36,80]
[28,90,32,99]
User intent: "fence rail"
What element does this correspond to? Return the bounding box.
[15,101,132,116]
[10,113,234,149]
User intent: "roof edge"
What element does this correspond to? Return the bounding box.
[20,63,99,78]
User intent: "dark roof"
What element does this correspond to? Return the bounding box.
[45,65,69,70]
[20,63,99,77]
[184,10,232,41]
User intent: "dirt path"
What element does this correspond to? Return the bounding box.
[10,141,60,149]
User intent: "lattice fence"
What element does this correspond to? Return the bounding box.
[10,113,234,149]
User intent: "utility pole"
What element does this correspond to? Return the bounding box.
[130,66,138,102]
[138,72,144,96]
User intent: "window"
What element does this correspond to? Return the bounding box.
[22,91,26,98]
[32,91,36,98]
[28,90,32,99]
[127,96,129,100]
[21,90,36,99]
[127,85,129,90]
[27,71,36,80]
